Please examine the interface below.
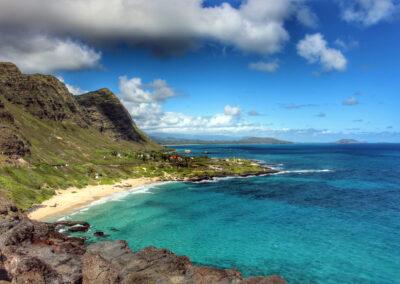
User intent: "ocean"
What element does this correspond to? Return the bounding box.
[50,144,400,283]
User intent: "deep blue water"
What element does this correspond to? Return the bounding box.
[52,144,400,283]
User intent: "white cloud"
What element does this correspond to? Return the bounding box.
[342,96,359,105]
[128,103,262,134]
[56,76,88,96]
[296,6,318,28]
[118,76,258,134]
[248,60,279,73]
[341,0,400,26]
[334,38,359,51]
[119,76,178,103]
[0,34,101,73]
[297,33,347,72]
[224,105,242,116]
[65,84,87,96]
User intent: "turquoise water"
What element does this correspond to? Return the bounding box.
[52,144,400,283]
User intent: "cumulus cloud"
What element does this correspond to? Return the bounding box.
[224,105,242,117]
[129,104,262,134]
[248,110,260,116]
[119,76,179,103]
[340,0,400,26]
[248,60,279,73]
[117,76,261,134]
[297,33,347,72]
[57,76,88,96]
[342,96,359,105]
[0,0,307,58]
[0,34,101,73]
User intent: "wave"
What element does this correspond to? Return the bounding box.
[190,176,236,183]
[88,181,174,207]
[273,169,333,175]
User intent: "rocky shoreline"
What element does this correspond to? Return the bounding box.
[166,168,279,182]
[0,206,286,283]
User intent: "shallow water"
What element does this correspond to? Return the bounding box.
[51,144,400,283]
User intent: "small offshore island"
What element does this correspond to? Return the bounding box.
[0,63,284,283]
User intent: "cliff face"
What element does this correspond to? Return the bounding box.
[0,63,87,127]
[76,89,147,143]
[0,62,159,160]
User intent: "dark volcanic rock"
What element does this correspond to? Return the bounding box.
[0,218,85,283]
[93,231,109,237]
[0,193,23,220]
[76,89,148,143]
[0,216,286,284]
[55,220,90,233]
[82,241,286,284]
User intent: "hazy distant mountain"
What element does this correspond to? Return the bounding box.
[151,136,292,145]
[336,139,367,144]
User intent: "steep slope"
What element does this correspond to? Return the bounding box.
[76,88,155,145]
[0,62,88,127]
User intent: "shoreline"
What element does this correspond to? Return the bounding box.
[27,177,161,221]
[27,168,277,221]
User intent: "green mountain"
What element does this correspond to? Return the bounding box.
[152,136,292,145]
[0,62,161,208]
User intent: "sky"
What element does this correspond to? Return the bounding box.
[0,0,399,142]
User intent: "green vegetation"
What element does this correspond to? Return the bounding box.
[0,147,266,209]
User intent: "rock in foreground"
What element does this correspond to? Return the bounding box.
[0,216,286,283]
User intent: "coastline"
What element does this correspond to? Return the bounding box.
[27,167,277,221]
[27,177,161,221]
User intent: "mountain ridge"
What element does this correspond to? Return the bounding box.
[152,136,293,145]
[0,62,160,164]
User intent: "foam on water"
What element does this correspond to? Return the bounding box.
[88,181,173,207]
[273,169,333,174]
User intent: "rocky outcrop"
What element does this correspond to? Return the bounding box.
[75,89,148,143]
[83,241,286,284]
[0,194,21,219]
[0,215,286,284]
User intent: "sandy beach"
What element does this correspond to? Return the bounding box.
[28,177,161,221]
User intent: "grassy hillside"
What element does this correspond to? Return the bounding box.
[0,98,164,209]
[0,62,163,209]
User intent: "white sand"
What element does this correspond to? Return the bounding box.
[28,177,161,220]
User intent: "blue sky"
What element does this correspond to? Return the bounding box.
[0,0,399,142]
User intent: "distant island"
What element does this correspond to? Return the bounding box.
[335,139,368,144]
[152,136,293,145]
